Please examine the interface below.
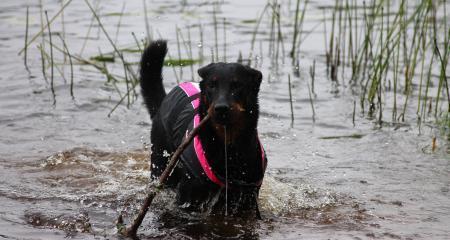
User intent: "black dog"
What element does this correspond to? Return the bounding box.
[140,40,267,216]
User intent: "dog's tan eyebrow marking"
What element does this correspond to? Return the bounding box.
[232,103,246,112]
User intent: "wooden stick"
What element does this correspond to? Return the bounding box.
[117,113,211,239]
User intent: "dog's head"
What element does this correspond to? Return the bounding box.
[198,63,262,133]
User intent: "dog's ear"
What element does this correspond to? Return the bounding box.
[198,63,215,79]
[245,66,263,91]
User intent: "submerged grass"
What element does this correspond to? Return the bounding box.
[164,59,199,67]
[90,54,115,62]
[319,133,365,140]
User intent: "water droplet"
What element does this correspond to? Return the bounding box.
[163,150,171,157]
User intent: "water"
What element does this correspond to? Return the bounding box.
[1,0,449,239]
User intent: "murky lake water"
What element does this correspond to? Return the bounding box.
[1,0,449,239]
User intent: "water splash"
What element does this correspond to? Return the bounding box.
[259,176,338,216]
[24,211,92,235]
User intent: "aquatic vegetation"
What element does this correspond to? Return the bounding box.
[324,0,449,131]
[89,54,115,63]
[163,58,199,67]
[18,0,449,136]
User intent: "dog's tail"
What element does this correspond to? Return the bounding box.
[140,40,167,118]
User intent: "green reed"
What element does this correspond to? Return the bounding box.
[249,2,269,64]
[308,61,316,123]
[288,74,294,126]
[223,18,227,62]
[24,7,29,70]
[61,0,66,63]
[310,60,316,95]
[198,23,204,65]
[79,0,100,56]
[324,0,450,128]
[19,0,74,55]
[39,44,48,83]
[113,2,126,58]
[58,34,74,99]
[188,26,195,80]
[176,26,195,82]
[85,0,140,113]
[143,0,151,41]
[131,32,143,52]
[275,3,285,63]
[45,11,56,105]
[175,25,183,81]
[213,1,219,63]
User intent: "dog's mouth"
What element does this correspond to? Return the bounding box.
[207,100,247,128]
[210,101,230,126]
[211,102,247,126]
[209,103,248,143]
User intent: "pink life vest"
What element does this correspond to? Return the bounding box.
[178,82,267,187]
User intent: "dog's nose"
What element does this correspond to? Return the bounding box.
[215,103,230,116]
[214,103,230,124]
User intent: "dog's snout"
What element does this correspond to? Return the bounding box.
[214,102,230,125]
[215,103,230,115]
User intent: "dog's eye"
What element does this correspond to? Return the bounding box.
[208,81,217,89]
[230,81,243,91]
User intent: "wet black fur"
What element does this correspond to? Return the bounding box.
[140,40,265,216]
